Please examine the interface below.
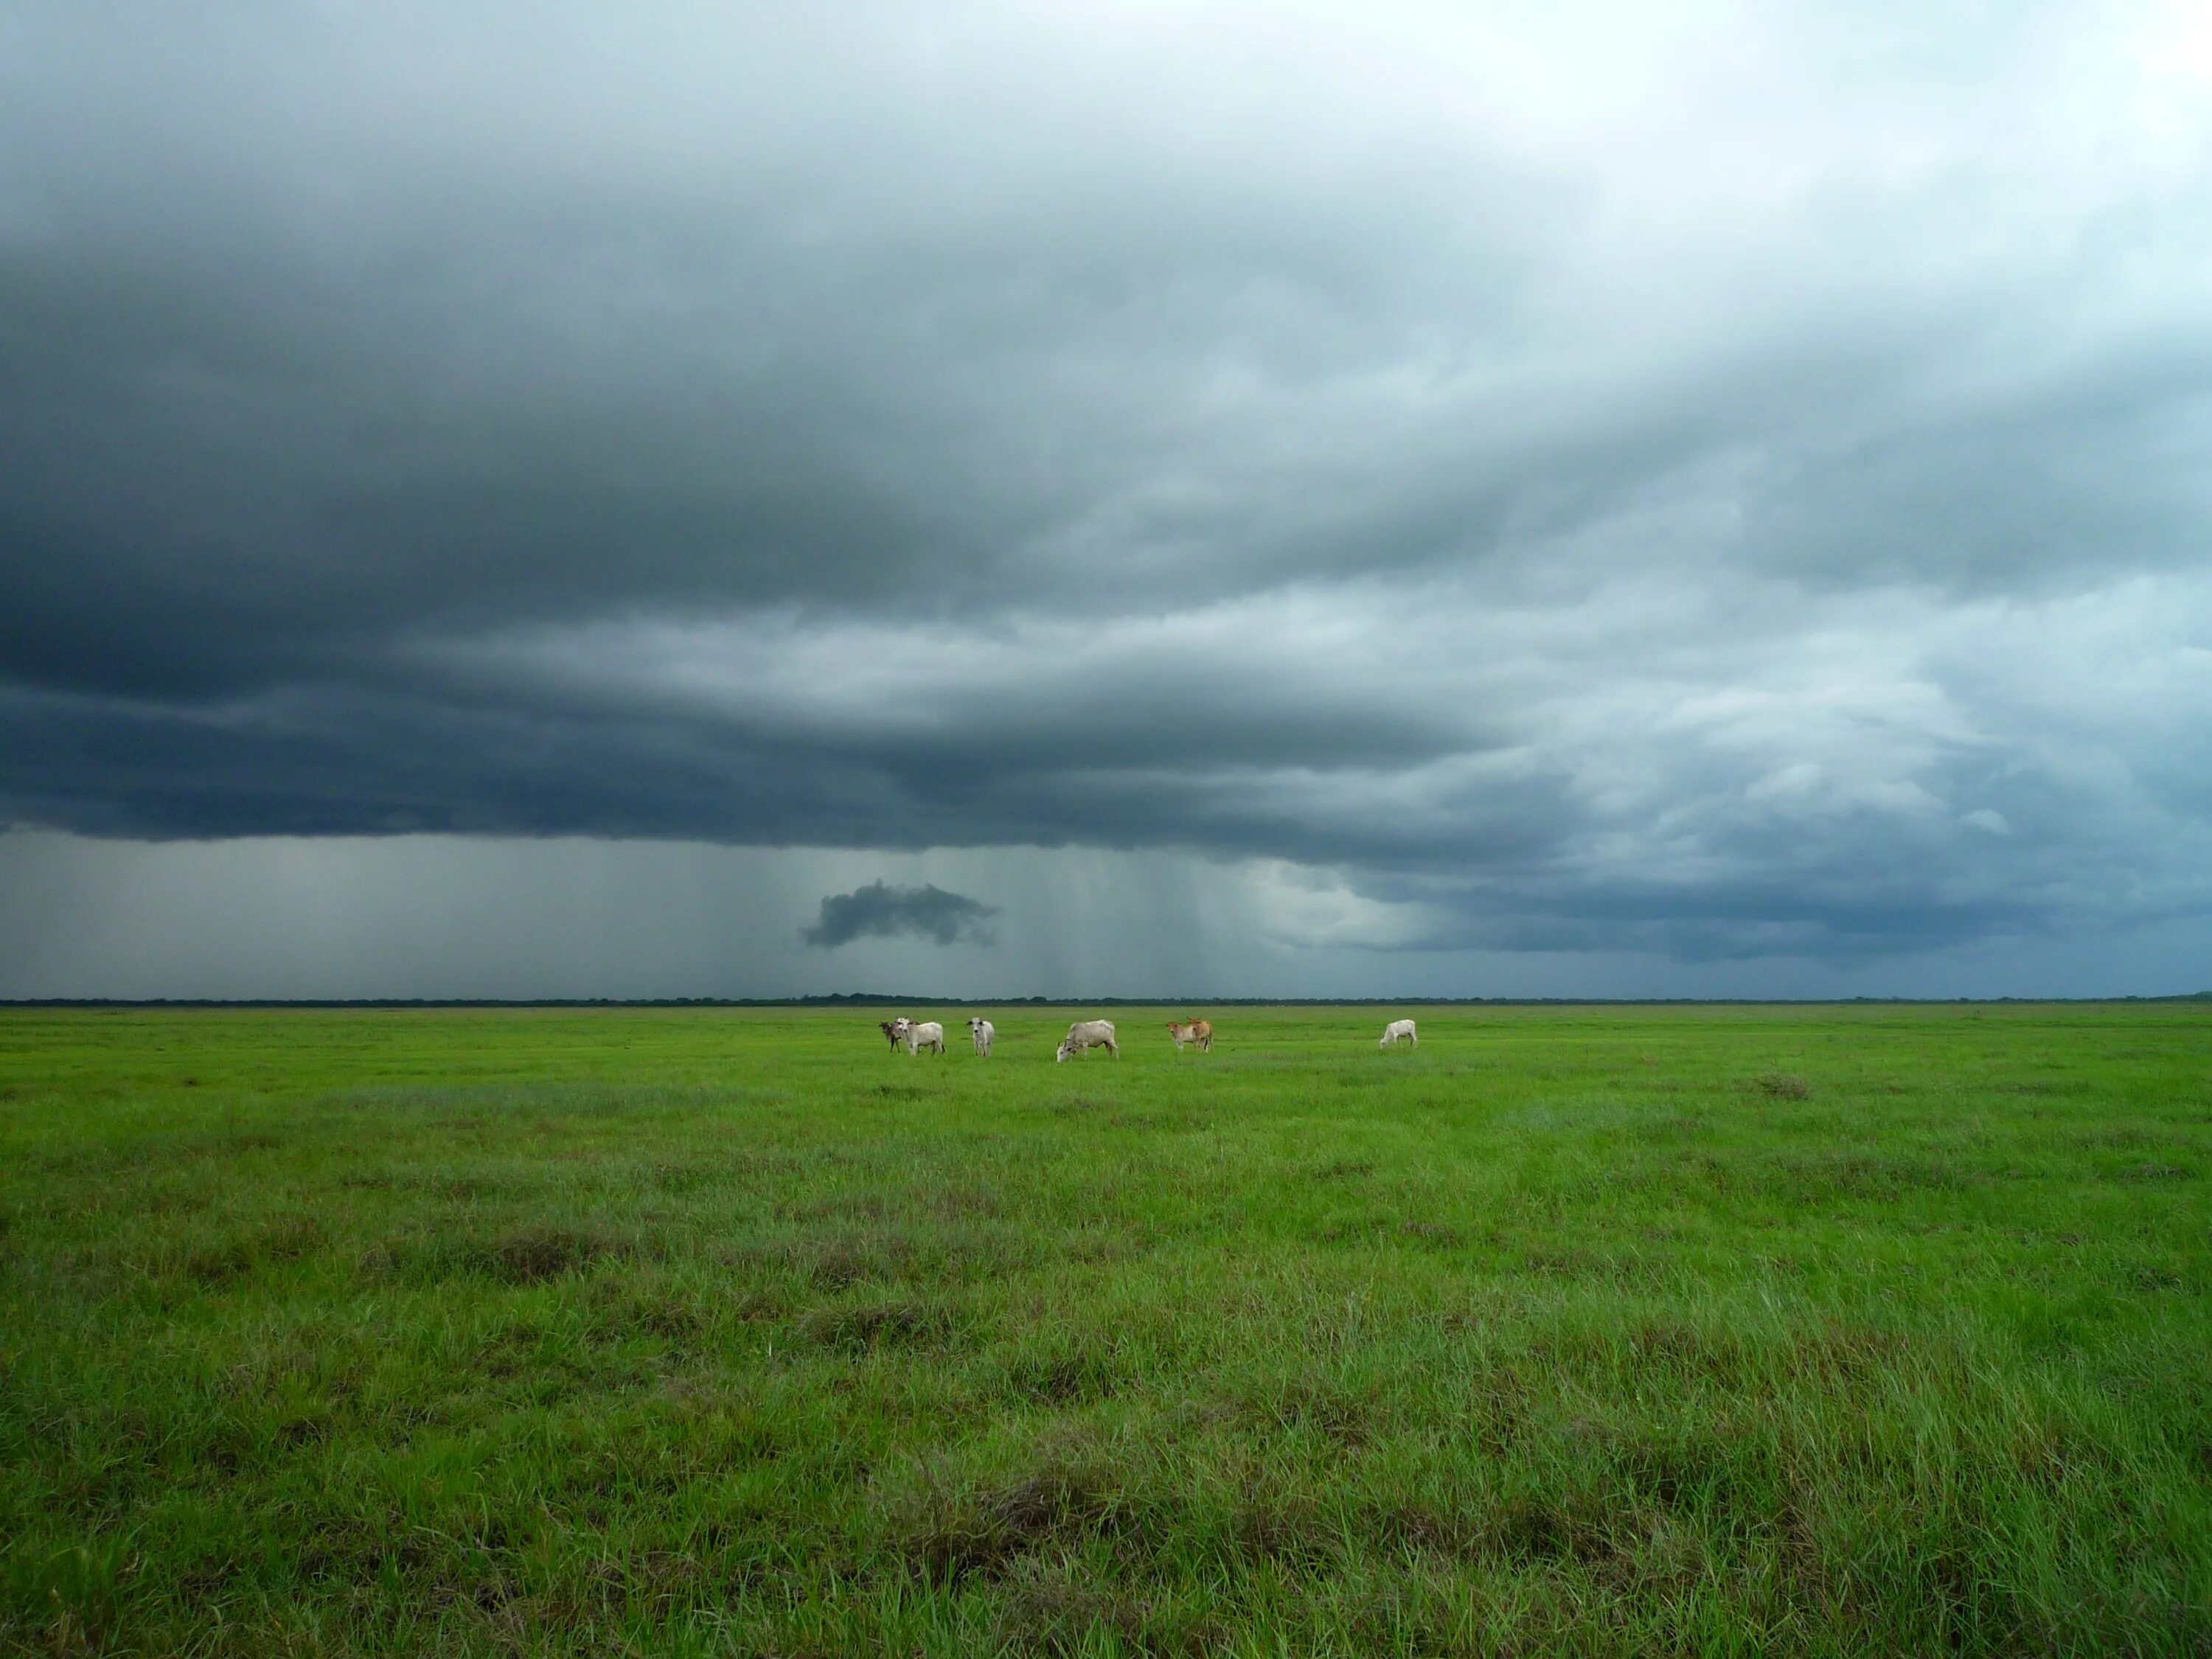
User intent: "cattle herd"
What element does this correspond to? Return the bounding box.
[874,1015,1417,1057]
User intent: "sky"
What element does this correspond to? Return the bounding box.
[3,1,2210,999]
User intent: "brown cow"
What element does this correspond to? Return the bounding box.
[1166,1018,1213,1053]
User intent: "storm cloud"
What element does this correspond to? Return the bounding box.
[804,882,998,950]
[2,2,2210,992]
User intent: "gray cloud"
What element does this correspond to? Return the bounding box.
[2,3,2210,986]
[803,881,998,950]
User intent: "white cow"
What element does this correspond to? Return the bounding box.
[967,1016,994,1057]
[1054,1019,1119,1062]
[904,1020,947,1055]
[1379,1018,1418,1048]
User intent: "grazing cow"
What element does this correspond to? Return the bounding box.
[967,1017,995,1057]
[905,1020,947,1055]
[1379,1018,1418,1048]
[878,1019,909,1053]
[1166,1018,1214,1053]
[1054,1019,1119,1062]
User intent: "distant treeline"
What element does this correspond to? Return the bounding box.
[7,992,2210,1009]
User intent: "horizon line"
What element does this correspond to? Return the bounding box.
[4,993,2209,1010]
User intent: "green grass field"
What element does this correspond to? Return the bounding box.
[2,1004,2208,1656]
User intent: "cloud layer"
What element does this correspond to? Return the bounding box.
[2,2,2210,987]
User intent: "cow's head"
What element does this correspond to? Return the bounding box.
[1054,1037,1074,1062]
[968,1018,985,1032]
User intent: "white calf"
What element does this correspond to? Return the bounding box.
[1379,1018,1418,1048]
[967,1017,994,1057]
[904,1020,946,1055]
[1054,1019,1118,1062]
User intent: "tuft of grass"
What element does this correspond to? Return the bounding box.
[801,1297,959,1354]
[476,1225,627,1283]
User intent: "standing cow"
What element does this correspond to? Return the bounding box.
[967,1017,994,1057]
[1166,1018,1214,1052]
[1054,1019,1119,1062]
[1379,1018,1418,1048]
[879,1018,909,1053]
[903,1020,947,1055]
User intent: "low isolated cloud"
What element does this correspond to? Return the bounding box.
[803,881,998,949]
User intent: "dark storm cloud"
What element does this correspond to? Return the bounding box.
[803,882,998,950]
[2,2,2210,970]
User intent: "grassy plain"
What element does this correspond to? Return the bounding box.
[1,1002,2208,1656]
